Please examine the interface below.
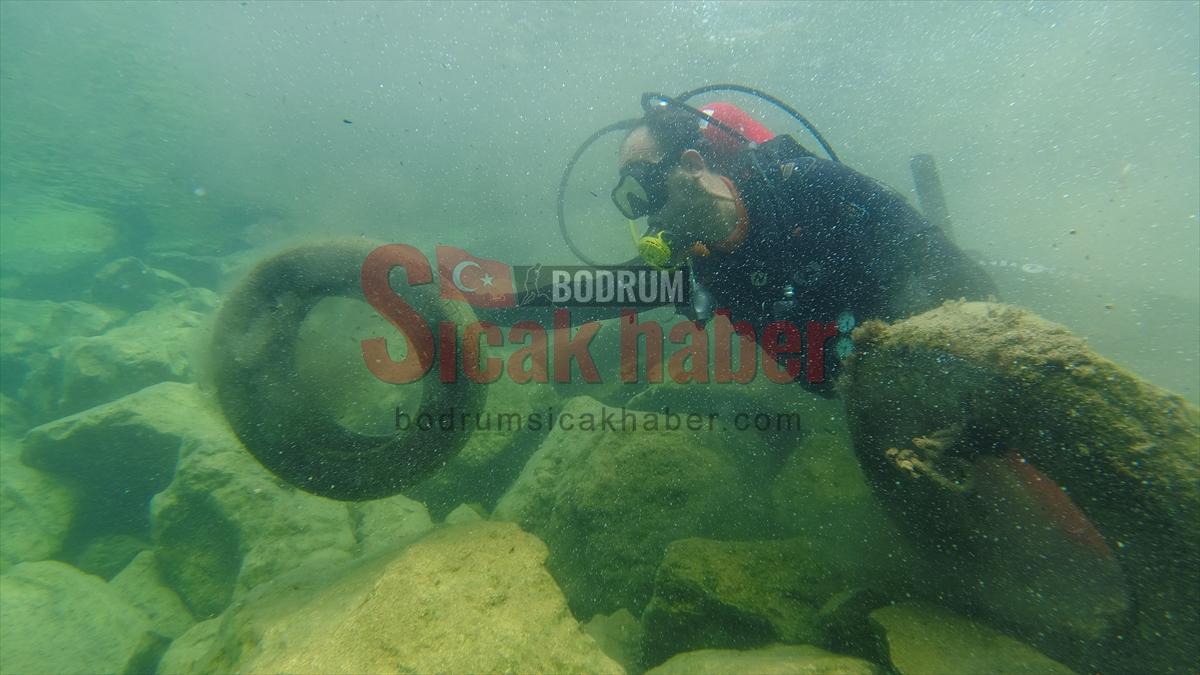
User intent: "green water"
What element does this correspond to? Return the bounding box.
[1,2,1197,674]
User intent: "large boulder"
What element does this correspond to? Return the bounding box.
[155,618,222,675]
[0,298,122,404]
[406,375,560,519]
[0,561,166,675]
[146,250,229,290]
[157,521,624,674]
[868,602,1074,675]
[151,428,353,619]
[87,257,191,312]
[585,608,645,673]
[21,382,220,545]
[0,200,117,295]
[110,550,196,640]
[74,533,152,580]
[21,290,215,420]
[0,435,75,573]
[149,409,433,618]
[769,429,922,583]
[625,364,844,478]
[641,537,883,668]
[494,395,771,618]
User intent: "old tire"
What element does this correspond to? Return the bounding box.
[210,240,487,500]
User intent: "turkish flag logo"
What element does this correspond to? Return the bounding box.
[435,245,516,308]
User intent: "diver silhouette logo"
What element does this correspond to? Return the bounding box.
[520,263,551,306]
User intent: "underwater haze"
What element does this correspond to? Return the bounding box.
[3,0,1196,394]
[1,2,1198,674]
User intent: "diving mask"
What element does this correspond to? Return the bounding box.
[611,158,674,220]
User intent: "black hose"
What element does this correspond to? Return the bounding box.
[556,118,643,268]
[676,83,840,163]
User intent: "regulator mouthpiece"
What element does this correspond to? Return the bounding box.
[629,221,675,270]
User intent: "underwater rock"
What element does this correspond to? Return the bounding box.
[626,367,844,470]
[842,301,1200,671]
[868,602,1074,675]
[0,436,75,573]
[641,537,868,668]
[21,290,214,420]
[155,618,222,675]
[1,393,24,428]
[0,560,167,675]
[585,608,645,673]
[150,422,360,619]
[157,521,624,674]
[74,533,151,580]
[0,395,29,436]
[21,382,216,542]
[817,588,891,660]
[110,550,196,640]
[348,493,435,559]
[146,251,229,290]
[442,502,486,525]
[0,201,117,296]
[770,429,922,585]
[0,298,122,405]
[406,376,561,520]
[645,644,879,675]
[494,395,770,619]
[87,256,191,312]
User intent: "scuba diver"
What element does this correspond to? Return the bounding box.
[211,85,1003,499]
[602,90,997,392]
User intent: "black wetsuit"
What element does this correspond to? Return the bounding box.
[690,136,997,391]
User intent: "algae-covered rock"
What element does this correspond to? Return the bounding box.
[0,298,122,406]
[110,550,196,639]
[770,429,921,583]
[642,537,873,667]
[817,588,891,659]
[150,425,360,619]
[0,395,28,437]
[585,608,645,673]
[494,395,770,618]
[842,301,1200,671]
[155,618,222,675]
[74,533,151,580]
[0,435,76,573]
[442,502,486,525]
[406,375,560,519]
[646,644,880,675]
[87,257,192,312]
[158,521,624,674]
[146,250,229,290]
[868,602,1074,675]
[22,290,214,419]
[626,370,839,465]
[22,382,218,540]
[0,201,117,293]
[347,492,434,558]
[0,560,166,675]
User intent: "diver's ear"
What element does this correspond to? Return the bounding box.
[678,149,707,174]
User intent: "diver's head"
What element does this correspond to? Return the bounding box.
[613,108,739,266]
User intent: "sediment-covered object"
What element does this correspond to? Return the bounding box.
[841,300,1199,672]
[210,240,486,500]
